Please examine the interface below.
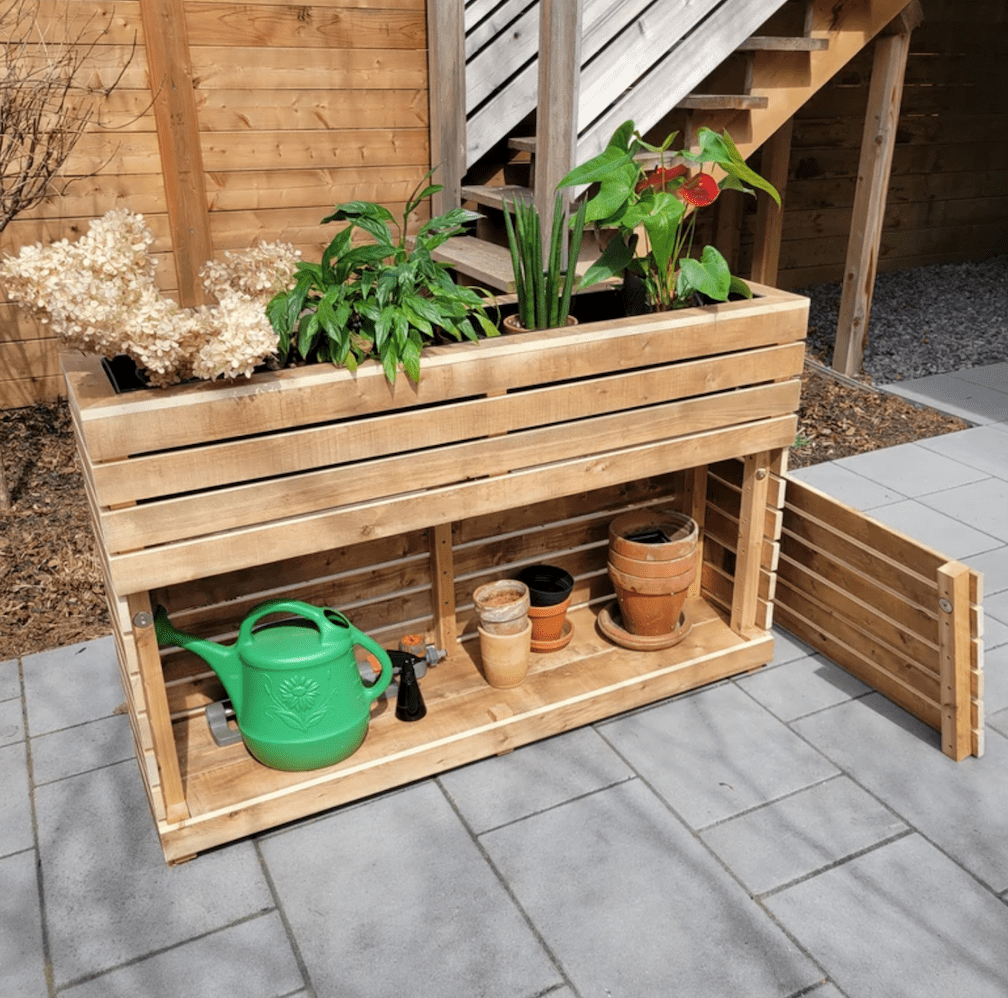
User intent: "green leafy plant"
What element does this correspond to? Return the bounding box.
[557,121,781,311]
[502,194,587,330]
[266,170,499,383]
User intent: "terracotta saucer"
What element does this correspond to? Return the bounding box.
[531,618,574,653]
[596,600,692,651]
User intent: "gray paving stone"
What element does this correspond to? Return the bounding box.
[769,626,816,667]
[836,440,989,497]
[918,425,1008,480]
[22,635,122,735]
[735,654,871,722]
[989,707,1008,740]
[885,375,1008,424]
[765,834,1008,998]
[59,911,303,998]
[34,760,273,987]
[0,658,19,701]
[0,741,33,857]
[699,776,907,895]
[805,986,845,998]
[599,682,838,828]
[792,693,1008,892]
[919,477,1008,544]
[955,362,1008,392]
[482,779,820,998]
[0,695,24,746]
[859,498,1002,561]
[966,545,1008,595]
[439,725,633,834]
[0,850,47,998]
[985,588,1008,627]
[260,781,562,998]
[980,642,1008,716]
[30,714,134,785]
[984,612,1008,650]
[786,462,904,509]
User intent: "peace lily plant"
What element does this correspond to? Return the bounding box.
[558,121,781,311]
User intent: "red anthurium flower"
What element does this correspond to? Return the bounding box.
[634,164,688,194]
[677,172,719,206]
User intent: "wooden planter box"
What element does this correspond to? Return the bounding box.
[64,284,812,862]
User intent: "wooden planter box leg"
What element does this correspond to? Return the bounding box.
[686,465,709,599]
[731,451,773,637]
[127,592,190,823]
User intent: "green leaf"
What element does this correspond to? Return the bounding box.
[556,145,637,191]
[322,201,396,226]
[375,305,395,350]
[402,332,422,382]
[641,191,686,280]
[729,275,753,299]
[576,234,636,291]
[676,245,732,302]
[297,312,320,358]
[320,227,353,279]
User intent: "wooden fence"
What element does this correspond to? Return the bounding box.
[0,0,432,409]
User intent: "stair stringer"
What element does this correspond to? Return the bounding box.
[706,0,916,161]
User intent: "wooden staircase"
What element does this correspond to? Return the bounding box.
[430,0,923,356]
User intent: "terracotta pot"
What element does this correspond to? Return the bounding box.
[527,594,573,644]
[473,580,530,635]
[478,620,532,688]
[608,510,698,561]
[607,510,699,637]
[502,313,578,334]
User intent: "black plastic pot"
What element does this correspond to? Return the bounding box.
[518,564,574,607]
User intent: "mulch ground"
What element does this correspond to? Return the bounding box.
[0,360,970,660]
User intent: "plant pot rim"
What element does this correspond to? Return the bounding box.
[609,510,698,561]
[518,564,575,606]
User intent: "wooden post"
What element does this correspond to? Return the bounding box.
[832,1,922,376]
[428,523,458,653]
[685,465,708,600]
[426,0,466,214]
[534,0,583,260]
[937,560,972,762]
[750,117,793,287]
[139,0,213,307]
[731,451,771,637]
[127,593,190,823]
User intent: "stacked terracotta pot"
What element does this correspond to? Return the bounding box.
[607,510,699,637]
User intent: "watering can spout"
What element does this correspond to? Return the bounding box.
[153,606,242,714]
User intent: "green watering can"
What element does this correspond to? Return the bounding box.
[154,601,393,771]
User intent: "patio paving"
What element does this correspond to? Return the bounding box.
[3,362,1006,998]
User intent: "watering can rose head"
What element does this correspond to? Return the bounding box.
[557,121,780,312]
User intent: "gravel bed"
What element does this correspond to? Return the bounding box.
[799,254,1008,385]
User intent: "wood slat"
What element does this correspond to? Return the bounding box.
[88,345,802,506]
[106,415,799,594]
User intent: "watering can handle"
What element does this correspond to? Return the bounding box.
[238,599,331,641]
[349,628,394,705]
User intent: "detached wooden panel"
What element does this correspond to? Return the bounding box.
[775,476,984,760]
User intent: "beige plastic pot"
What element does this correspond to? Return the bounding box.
[478,619,533,688]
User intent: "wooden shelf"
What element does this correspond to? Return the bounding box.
[158,599,770,861]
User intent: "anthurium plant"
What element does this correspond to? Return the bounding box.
[557,121,780,311]
[502,193,588,330]
[267,170,499,383]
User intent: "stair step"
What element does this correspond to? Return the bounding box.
[433,234,617,295]
[432,236,515,291]
[500,140,678,172]
[736,35,828,51]
[460,184,534,211]
[677,94,769,111]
